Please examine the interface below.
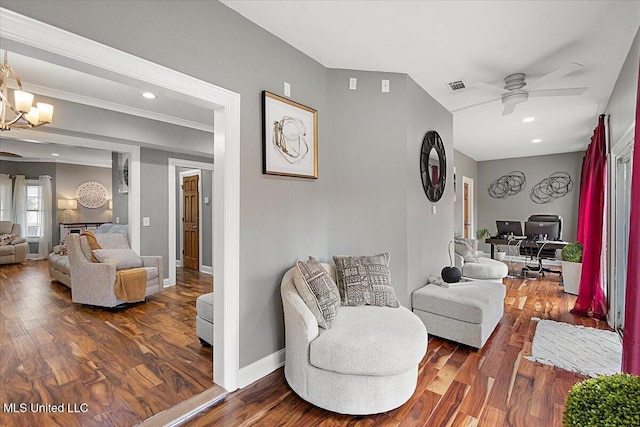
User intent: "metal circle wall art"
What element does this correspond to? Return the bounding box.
[530,172,573,204]
[75,181,108,209]
[420,130,447,202]
[488,171,526,199]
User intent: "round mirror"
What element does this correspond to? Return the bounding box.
[420,131,446,202]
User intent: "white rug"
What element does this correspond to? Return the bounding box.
[525,318,622,377]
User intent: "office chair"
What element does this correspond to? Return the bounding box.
[520,214,563,278]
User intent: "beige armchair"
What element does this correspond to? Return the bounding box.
[66,233,162,307]
[0,221,28,265]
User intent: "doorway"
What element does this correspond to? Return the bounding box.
[2,9,241,391]
[462,176,474,239]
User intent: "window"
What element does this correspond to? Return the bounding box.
[26,182,43,238]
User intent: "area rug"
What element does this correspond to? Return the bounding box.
[525,317,621,377]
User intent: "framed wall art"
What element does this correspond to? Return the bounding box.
[262,91,318,179]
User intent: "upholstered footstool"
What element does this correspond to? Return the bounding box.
[412,281,505,349]
[196,292,214,346]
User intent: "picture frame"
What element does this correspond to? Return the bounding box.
[262,91,318,179]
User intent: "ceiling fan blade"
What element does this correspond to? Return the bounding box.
[451,96,502,113]
[474,82,510,94]
[502,104,516,116]
[527,62,583,90]
[529,87,588,97]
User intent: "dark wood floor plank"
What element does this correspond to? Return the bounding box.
[1,261,214,427]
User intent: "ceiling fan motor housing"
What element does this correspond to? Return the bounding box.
[502,90,529,106]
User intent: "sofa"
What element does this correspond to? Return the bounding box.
[281,262,428,415]
[454,238,508,283]
[0,221,28,265]
[49,224,129,287]
[65,232,162,307]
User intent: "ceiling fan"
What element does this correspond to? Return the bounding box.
[453,62,588,116]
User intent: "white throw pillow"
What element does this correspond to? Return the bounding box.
[454,238,479,263]
[92,249,143,270]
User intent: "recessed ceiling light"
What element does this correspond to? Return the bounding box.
[532,138,542,143]
[51,153,59,156]
[523,117,535,123]
[142,92,156,99]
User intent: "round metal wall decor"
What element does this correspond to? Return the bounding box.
[75,181,108,209]
[420,130,447,202]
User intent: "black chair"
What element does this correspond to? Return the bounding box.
[520,215,563,278]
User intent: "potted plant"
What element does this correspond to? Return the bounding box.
[476,228,490,240]
[561,242,583,295]
[563,373,640,426]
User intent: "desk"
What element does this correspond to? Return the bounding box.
[485,238,568,259]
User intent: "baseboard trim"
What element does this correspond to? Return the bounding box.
[135,385,227,427]
[163,278,172,287]
[238,349,285,389]
[176,259,182,267]
[200,265,213,275]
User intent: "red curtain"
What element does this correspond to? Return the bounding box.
[571,115,607,319]
[622,59,640,375]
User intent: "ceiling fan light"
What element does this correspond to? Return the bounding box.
[25,106,40,125]
[14,90,34,113]
[37,103,54,123]
[502,90,528,106]
[532,138,542,143]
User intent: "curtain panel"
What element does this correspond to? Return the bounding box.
[0,174,12,221]
[622,59,640,375]
[571,115,607,319]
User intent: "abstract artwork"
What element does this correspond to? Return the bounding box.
[488,171,526,199]
[530,172,573,204]
[262,91,318,178]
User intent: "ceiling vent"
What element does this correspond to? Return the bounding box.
[446,79,467,93]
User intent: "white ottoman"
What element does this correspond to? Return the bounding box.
[412,281,505,349]
[196,292,214,346]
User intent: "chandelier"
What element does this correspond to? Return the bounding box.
[0,50,53,131]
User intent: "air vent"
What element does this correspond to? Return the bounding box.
[446,79,467,93]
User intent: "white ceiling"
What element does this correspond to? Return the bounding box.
[222,0,640,161]
[0,138,112,168]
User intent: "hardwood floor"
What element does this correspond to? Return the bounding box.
[0,261,214,427]
[185,269,611,427]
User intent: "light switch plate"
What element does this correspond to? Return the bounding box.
[432,205,437,215]
[382,79,390,93]
[143,217,151,227]
[115,217,120,224]
[284,82,291,97]
[204,196,210,204]
[349,77,357,90]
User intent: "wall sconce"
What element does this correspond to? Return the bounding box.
[57,199,77,223]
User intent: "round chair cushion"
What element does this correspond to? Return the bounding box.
[462,257,508,280]
[309,306,427,376]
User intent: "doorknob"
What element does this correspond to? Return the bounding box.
[192,225,198,229]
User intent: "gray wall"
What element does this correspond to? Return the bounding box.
[55,163,112,226]
[453,149,479,237]
[326,70,453,307]
[477,152,583,251]
[606,25,639,149]
[175,166,213,268]
[111,152,129,224]
[140,147,214,279]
